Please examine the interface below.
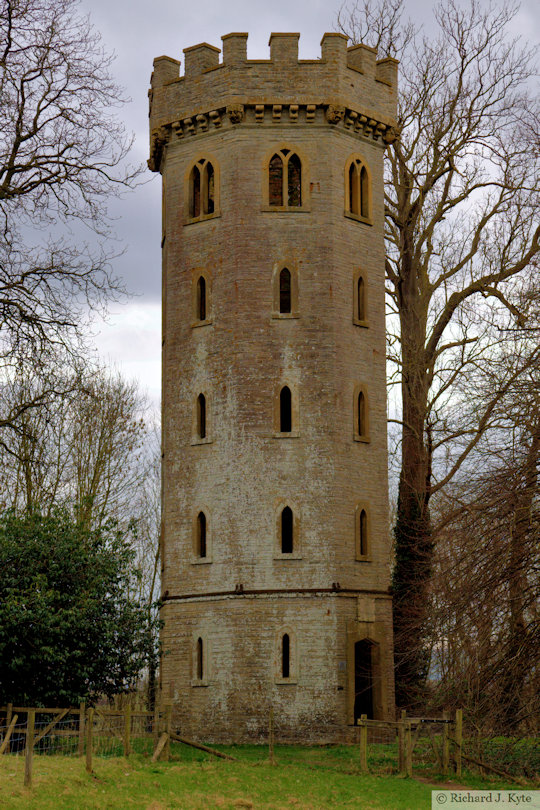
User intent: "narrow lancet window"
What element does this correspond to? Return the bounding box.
[359,509,368,556]
[269,154,283,206]
[197,276,206,321]
[281,506,293,554]
[196,637,204,680]
[360,166,368,218]
[280,386,292,433]
[197,393,206,439]
[349,163,359,215]
[205,162,215,214]
[279,268,291,314]
[197,512,207,558]
[190,164,201,218]
[358,391,366,438]
[282,634,290,678]
[287,154,302,207]
[357,276,365,322]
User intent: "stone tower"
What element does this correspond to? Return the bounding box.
[149,32,398,743]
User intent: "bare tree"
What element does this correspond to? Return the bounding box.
[0,366,149,523]
[0,0,140,429]
[337,0,540,705]
[429,346,539,734]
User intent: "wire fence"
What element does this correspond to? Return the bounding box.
[356,711,539,784]
[0,704,166,785]
[1,704,537,789]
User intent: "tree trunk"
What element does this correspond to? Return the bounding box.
[497,425,539,730]
[392,304,433,707]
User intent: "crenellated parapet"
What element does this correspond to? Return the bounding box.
[148,32,398,172]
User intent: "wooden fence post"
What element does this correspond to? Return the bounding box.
[398,709,406,774]
[442,711,449,775]
[359,714,368,772]
[405,721,413,778]
[86,708,94,774]
[24,710,35,788]
[455,709,463,777]
[78,703,86,757]
[0,714,18,755]
[6,703,12,730]
[123,705,131,758]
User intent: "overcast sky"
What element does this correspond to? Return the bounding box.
[80,0,539,406]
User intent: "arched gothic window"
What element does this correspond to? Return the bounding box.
[346,157,371,220]
[279,268,291,313]
[188,158,218,220]
[280,386,292,433]
[281,506,293,554]
[275,628,297,683]
[282,634,290,678]
[269,149,302,207]
[354,386,370,442]
[197,276,206,321]
[197,393,206,440]
[357,276,365,322]
[359,509,368,557]
[197,512,207,558]
[196,637,204,680]
[357,391,366,438]
[273,264,298,319]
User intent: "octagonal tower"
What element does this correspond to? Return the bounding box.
[149,32,397,742]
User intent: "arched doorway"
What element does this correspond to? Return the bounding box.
[354,639,375,722]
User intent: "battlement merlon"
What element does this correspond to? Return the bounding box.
[149,32,398,137]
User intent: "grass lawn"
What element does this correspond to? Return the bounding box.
[0,742,518,810]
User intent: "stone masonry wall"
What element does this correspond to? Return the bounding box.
[151,32,397,742]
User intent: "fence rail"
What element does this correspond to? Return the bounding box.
[1,704,536,788]
[357,709,461,779]
[0,703,168,786]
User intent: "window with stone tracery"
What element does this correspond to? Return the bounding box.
[345,156,371,222]
[187,157,220,222]
[269,149,302,207]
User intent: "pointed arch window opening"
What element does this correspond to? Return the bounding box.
[349,163,359,215]
[205,162,215,214]
[288,154,302,207]
[189,159,216,220]
[357,276,365,322]
[359,509,368,557]
[269,154,283,206]
[197,393,206,439]
[197,276,207,321]
[269,150,302,208]
[360,165,368,218]
[197,511,207,558]
[347,158,370,220]
[190,164,201,218]
[281,506,293,554]
[279,268,292,314]
[358,391,366,438]
[196,637,204,681]
[282,634,290,678]
[280,386,292,433]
